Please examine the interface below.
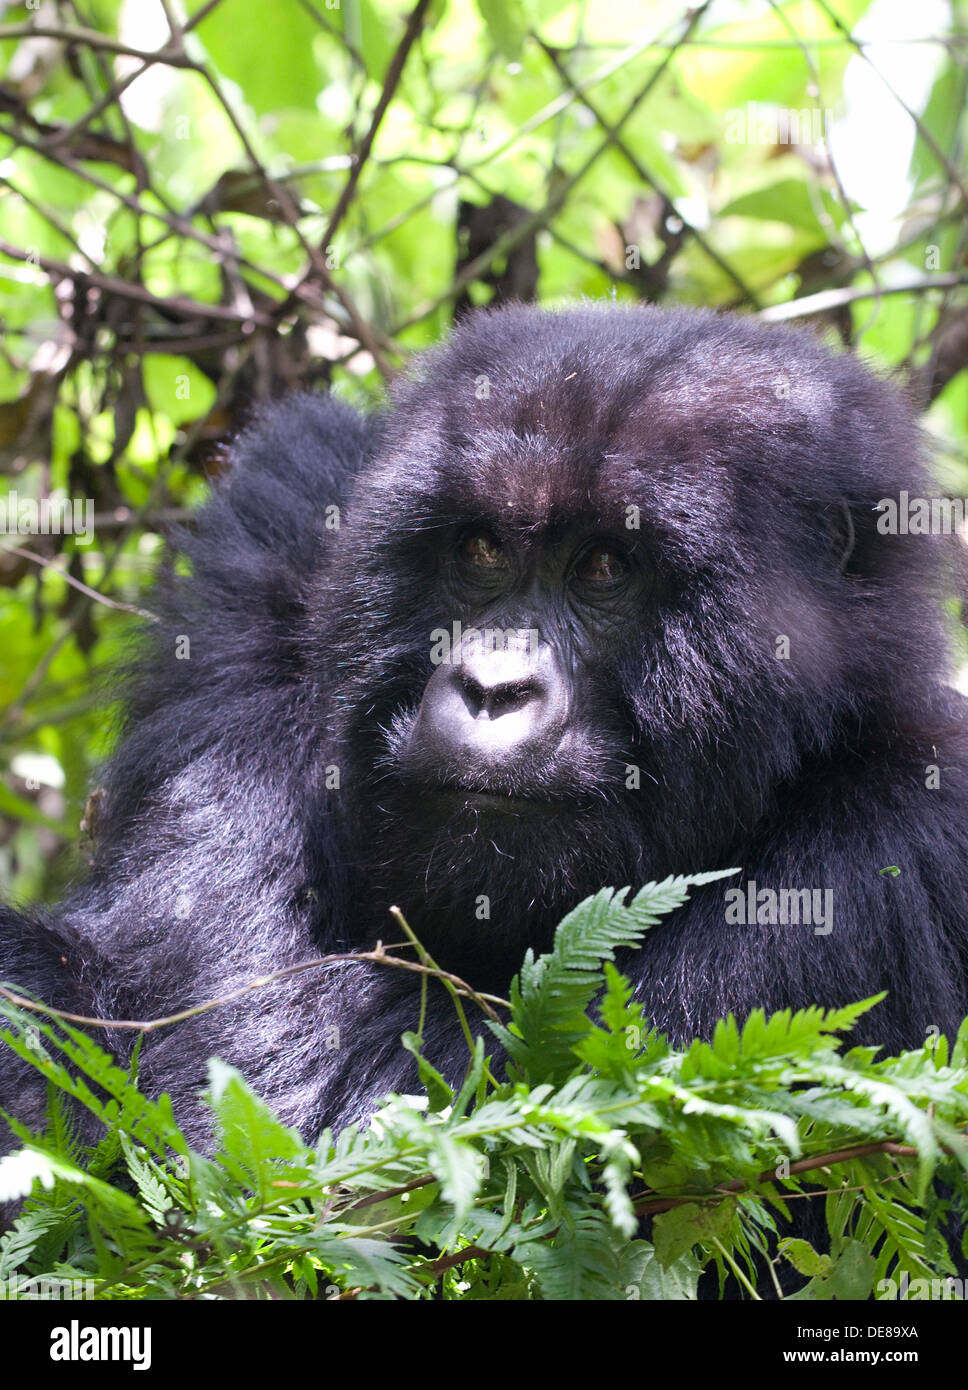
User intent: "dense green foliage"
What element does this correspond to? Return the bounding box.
[2,874,966,1300]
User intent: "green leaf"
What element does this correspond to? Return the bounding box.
[401,1033,453,1113]
[492,871,739,1084]
[188,0,323,113]
[207,1059,310,1198]
[476,0,526,60]
[636,1246,702,1300]
[719,180,847,234]
[653,1200,736,1268]
[142,356,217,428]
[424,1132,483,1222]
[788,1238,877,1301]
[779,1237,833,1278]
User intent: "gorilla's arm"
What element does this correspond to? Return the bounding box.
[623,740,968,1054]
[0,393,381,1152]
[0,906,102,1138]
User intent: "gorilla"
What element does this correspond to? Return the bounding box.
[2,301,968,1162]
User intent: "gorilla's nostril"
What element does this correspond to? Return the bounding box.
[487,680,535,714]
[458,673,484,717]
[459,672,537,719]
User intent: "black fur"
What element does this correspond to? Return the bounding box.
[2,302,968,1163]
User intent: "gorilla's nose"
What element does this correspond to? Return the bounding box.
[412,640,568,765]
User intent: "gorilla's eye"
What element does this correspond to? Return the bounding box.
[458,529,508,570]
[574,542,629,587]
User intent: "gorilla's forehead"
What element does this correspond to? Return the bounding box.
[374,302,920,559]
[386,373,826,538]
[374,426,741,564]
[388,312,843,506]
[432,427,636,528]
[395,303,839,440]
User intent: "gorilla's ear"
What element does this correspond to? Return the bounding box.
[822,498,857,574]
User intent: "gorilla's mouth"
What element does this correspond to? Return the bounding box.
[429,784,582,817]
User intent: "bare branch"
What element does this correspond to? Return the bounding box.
[0,544,154,618]
[759,273,968,323]
[0,944,508,1033]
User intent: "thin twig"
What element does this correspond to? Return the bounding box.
[0,945,509,1033]
[0,23,193,65]
[759,273,968,322]
[0,237,274,326]
[632,1139,926,1215]
[321,0,434,249]
[0,544,155,618]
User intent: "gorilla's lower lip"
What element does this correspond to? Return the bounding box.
[431,786,575,815]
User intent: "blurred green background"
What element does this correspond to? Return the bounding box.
[0,0,965,900]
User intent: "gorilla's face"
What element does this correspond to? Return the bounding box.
[395,520,654,809]
[324,304,931,974]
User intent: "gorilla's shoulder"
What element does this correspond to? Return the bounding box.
[225,392,375,504]
[100,392,371,758]
[155,391,371,611]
